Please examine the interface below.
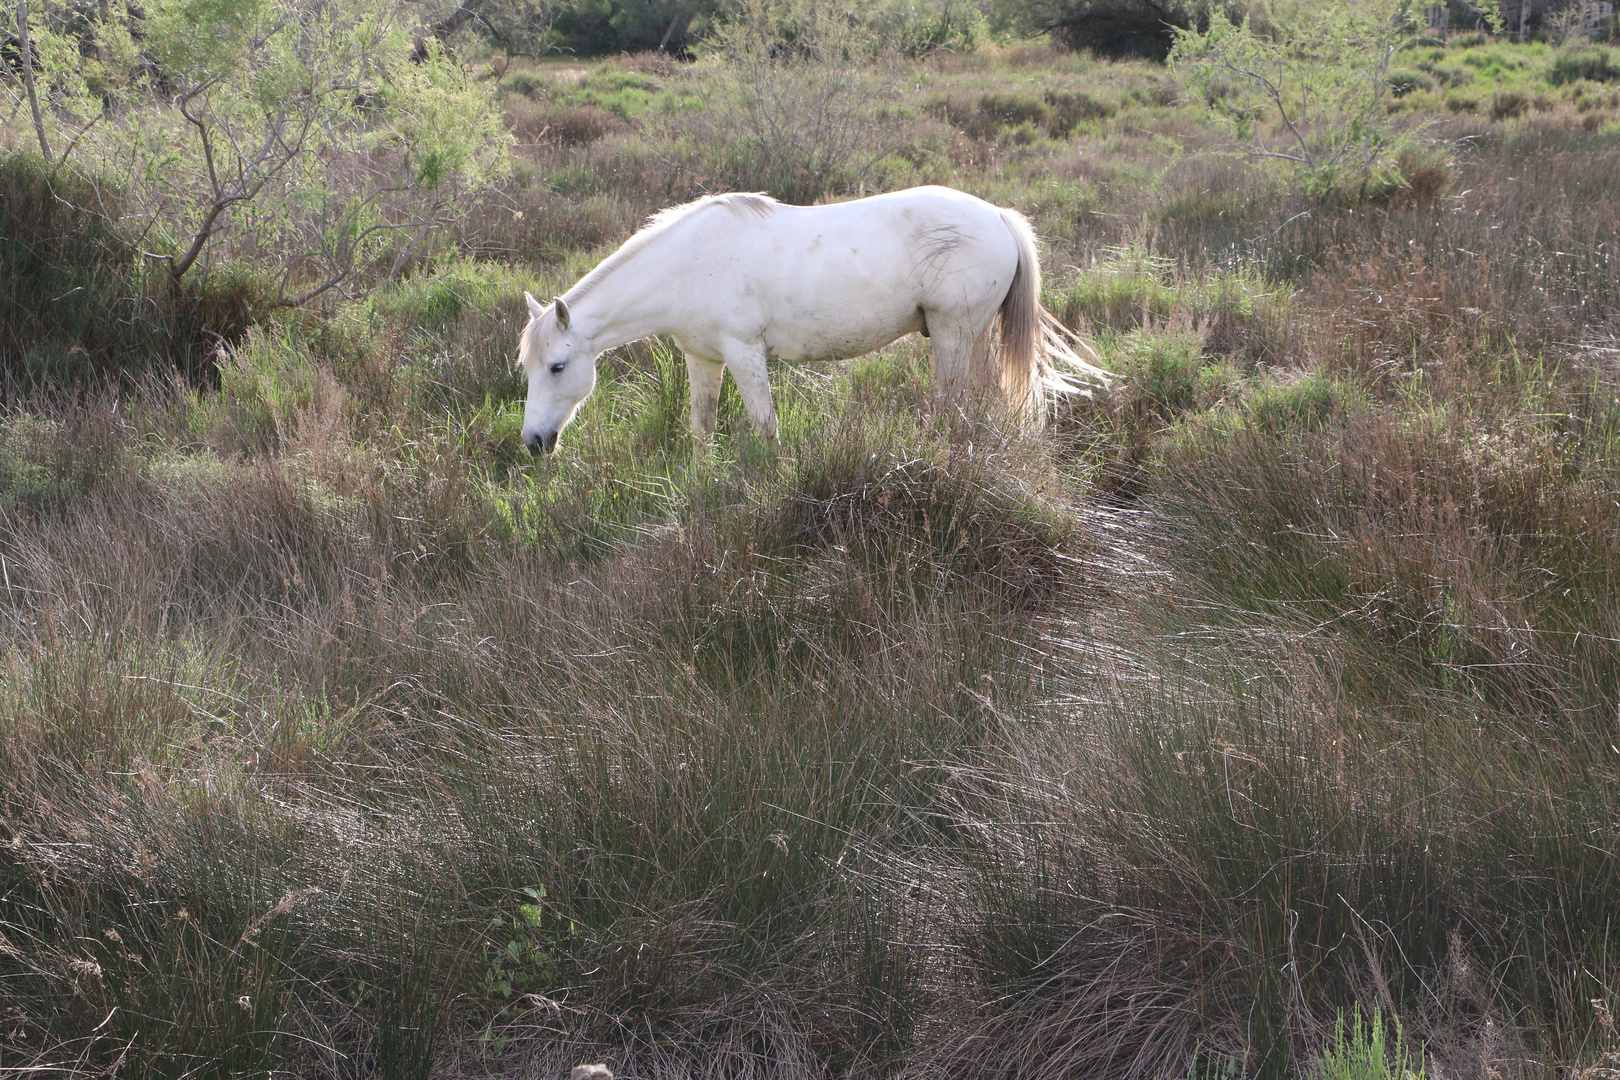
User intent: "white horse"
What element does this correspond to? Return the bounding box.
[517,185,1108,454]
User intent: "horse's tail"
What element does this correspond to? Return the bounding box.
[994,207,1043,419]
[996,207,1113,420]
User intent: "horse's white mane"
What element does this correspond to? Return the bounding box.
[564,193,778,303]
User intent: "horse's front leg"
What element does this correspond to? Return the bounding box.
[686,353,725,441]
[720,342,778,442]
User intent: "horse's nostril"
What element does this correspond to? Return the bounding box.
[542,433,558,454]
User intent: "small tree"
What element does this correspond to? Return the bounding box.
[1170,0,1439,198]
[4,0,511,304]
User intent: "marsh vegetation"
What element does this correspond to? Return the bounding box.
[2,2,1620,1077]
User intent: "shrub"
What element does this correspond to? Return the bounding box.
[507,100,618,146]
[1548,45,1620,85]
[774,441,1080,610]
[1043,89,1117,135]
[1386,68,1433,96]
[1059,250,1297,367]
[869,0,988,56]
[1115,327,1210,419]
[0,152,277,386]
[1315,1008,1426,1080]
[1390,148,1450,202]
[503,70,552,98]
[661,0,906,202]
[206,326,349,455]
[1242,373,1354,434]
[975,91,1050,128]
[1173,4,1426,199]
[22,0,512,302]
[1417,60,1472,88]
[1490,89,1531,119]
[0,154,138,382]
[1015,0,1207,59]
[930,92,1056,141]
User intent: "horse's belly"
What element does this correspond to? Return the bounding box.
[766,306,922,362]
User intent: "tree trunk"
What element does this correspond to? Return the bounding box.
[657,11,681,52]
[16,0,54,163]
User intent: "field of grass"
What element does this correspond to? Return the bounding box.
[3,27,1620,1080]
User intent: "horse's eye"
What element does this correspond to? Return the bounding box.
[549,361,567,375]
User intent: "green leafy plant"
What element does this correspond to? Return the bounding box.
[0,0,142,170]
[1315,1007,1425,1080]
[479,887,577,1000]
[1548,45,1620,85]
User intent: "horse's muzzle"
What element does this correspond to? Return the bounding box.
[525,431,559,455]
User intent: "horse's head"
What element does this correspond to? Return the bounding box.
[518,292,595,454]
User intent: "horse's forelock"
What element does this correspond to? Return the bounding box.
[517,309,550,371]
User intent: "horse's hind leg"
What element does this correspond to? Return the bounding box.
[721,342,778,441]
[686,353,725,440]
[930,323,977,401]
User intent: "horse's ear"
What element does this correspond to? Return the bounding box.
[553,297,570,329]
[525,292,544,319]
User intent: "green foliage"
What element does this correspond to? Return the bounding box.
[867,0,988,56]
[1171,2,1422,198]
[1386,67,1432,95]
[480,887,576,998]
[463,0,568,63]
[1059,246,1296,366]
[661,0,907,202]
[0,153,136,376]
[1316,1007,1425,1080]
[1242,373,1353,433]
[525,0,985,56]
[209,325,346,452]
[11,0,511,301]
[1092,323,1246,432]
[0,151,281,382]
[0,0,143,165]
[933,88,1110,142]
[549,0,719,54]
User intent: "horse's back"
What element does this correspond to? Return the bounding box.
[670,188,1019,361]
[689,187,1013,279]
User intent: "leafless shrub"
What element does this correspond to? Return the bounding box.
[659,0,909,203]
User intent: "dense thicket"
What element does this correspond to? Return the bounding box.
[1004,0,1212,58]
[545,0,721,55]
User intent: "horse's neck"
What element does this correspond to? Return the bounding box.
[573,236,688,353]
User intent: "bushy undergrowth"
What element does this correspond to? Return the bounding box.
[5,30,1620,1080]
[0,155,272,385]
